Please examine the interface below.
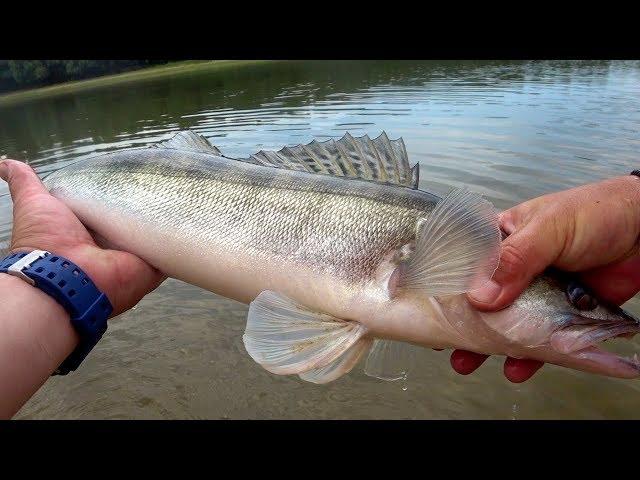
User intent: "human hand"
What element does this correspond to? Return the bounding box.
[452,175,640,382]
[0,159,166,316]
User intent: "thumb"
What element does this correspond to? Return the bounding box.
[0,160,49,205]
[467,211,563,311]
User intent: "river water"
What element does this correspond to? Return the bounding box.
[1,60,639,419]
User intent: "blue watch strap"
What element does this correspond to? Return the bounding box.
[0,250,113,375]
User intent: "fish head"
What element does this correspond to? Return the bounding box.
[481,272,640,378]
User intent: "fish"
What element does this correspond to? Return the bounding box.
[42,130,640,383]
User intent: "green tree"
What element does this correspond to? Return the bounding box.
[0,60,171,94]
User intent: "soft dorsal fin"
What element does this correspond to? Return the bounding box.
[242,132,420,189]
[152,130,222,155]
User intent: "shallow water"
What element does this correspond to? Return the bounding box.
[1,60,640,419]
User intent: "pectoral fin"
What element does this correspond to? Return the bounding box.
[397,187,501,297]
[243,291,369,379]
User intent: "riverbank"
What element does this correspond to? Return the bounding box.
[0,60,274,107]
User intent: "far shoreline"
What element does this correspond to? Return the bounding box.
[0,60,276,107]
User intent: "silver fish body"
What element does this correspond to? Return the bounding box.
[45,147,437,319]
[43,131,640,383]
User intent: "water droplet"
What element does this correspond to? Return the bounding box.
[401,371,409,391]
[511,387,521,419]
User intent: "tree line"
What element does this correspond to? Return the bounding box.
[0,60,171,94]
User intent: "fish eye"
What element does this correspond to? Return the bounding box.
[566,282,598,311]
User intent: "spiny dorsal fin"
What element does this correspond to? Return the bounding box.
[152,130,222,156]
[243,132,420,189]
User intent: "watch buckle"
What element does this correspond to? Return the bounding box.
[7,250,50,285]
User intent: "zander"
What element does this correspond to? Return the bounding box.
[43,130,640,383]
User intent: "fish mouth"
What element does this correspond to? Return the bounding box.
[569,346,640,378]
[550,307,640,378]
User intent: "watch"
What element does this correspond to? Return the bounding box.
[0,250,113,375]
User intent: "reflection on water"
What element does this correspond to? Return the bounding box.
[1,60,640,419]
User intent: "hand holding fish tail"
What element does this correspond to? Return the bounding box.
[0,159,166,316]
[453,174,640,382]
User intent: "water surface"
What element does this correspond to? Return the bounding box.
[1,60,639,419]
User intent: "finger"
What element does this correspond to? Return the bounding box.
[503,357,544,383]
[581,255,640,306]
[0,160,49,205]
[450,350,489,375]
[467,214,563,311]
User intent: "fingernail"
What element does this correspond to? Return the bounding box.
[468,279,502,305]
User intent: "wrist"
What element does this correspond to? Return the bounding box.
[0,272,79,417]
[9,244,116,313]
[0,272,79,361]
[1,249,113,375]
